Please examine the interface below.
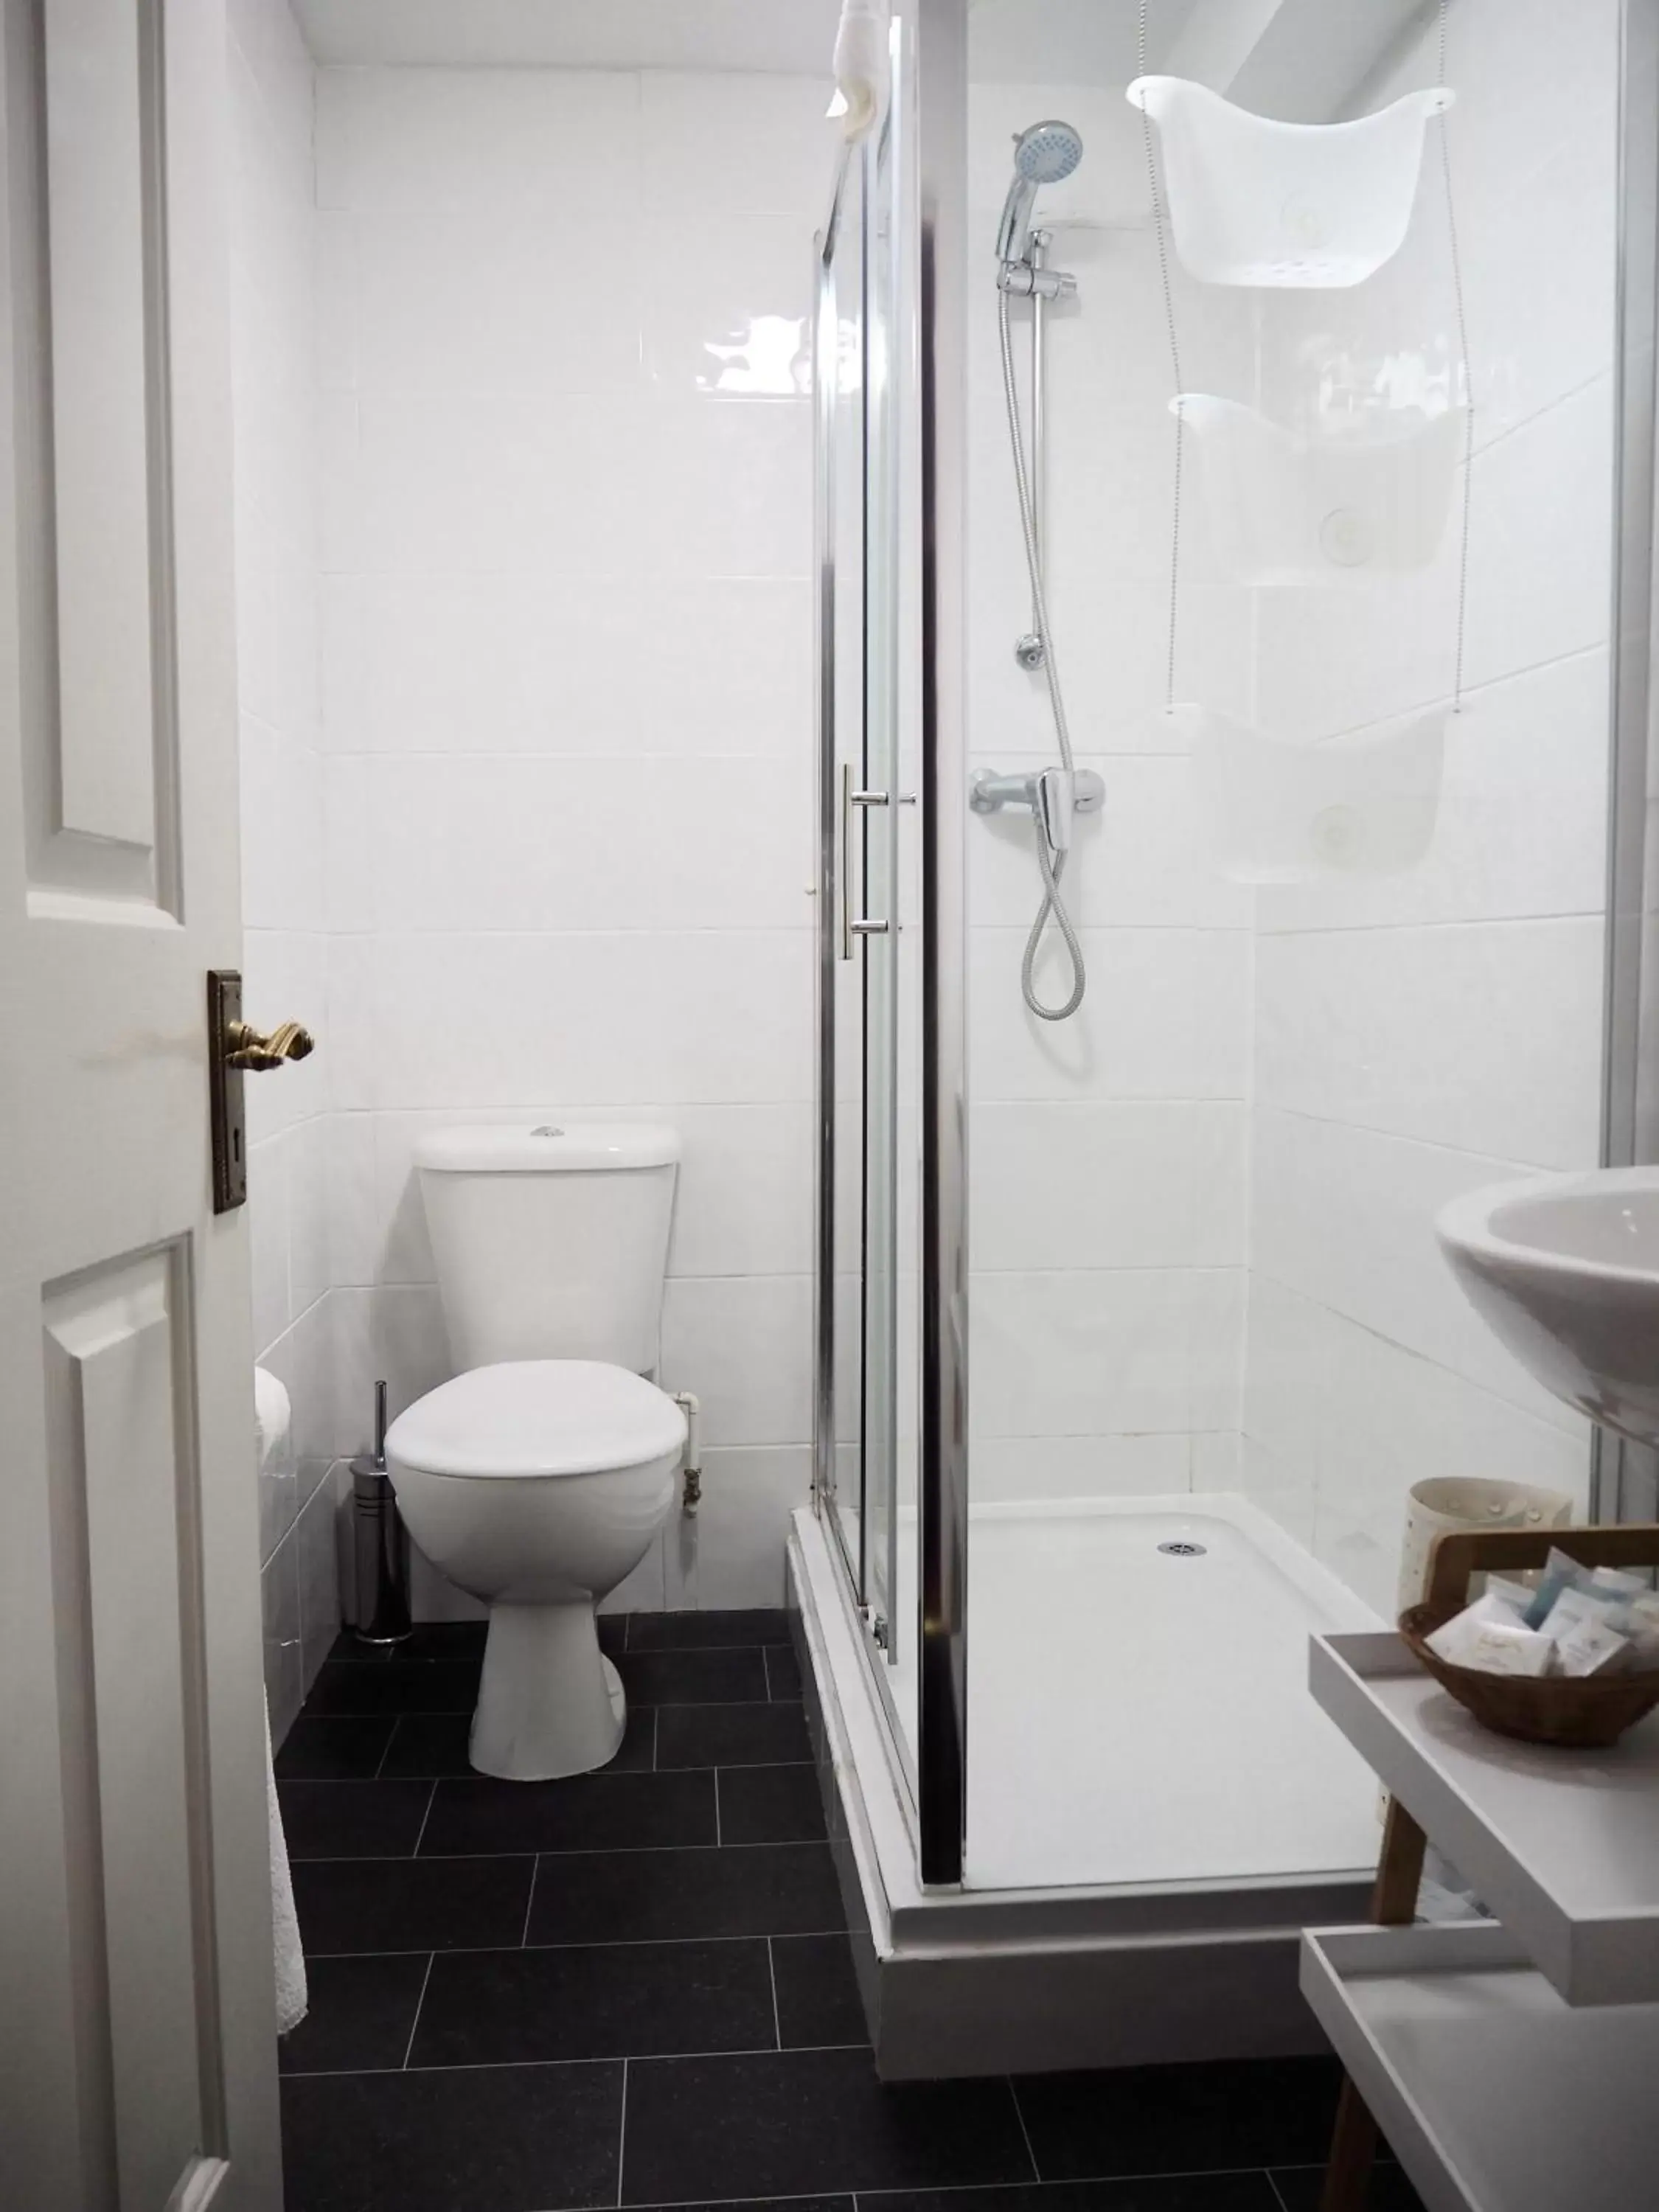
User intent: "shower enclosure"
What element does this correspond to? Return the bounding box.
[797,0,1659,2074]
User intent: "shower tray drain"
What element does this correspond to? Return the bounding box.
[1157,1540,1207,1557]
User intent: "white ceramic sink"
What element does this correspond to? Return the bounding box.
[1436,1167,1659,1444]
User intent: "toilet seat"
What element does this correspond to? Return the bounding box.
[386,1359,686,1481]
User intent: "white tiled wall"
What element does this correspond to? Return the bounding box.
[967,5,1614,1602]
[227,0,341,1742]
[315,63,839,1614]
[964,77,1258,1501]
[1236,0,1615,1613]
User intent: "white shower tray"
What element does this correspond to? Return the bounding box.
[1174,395,1464,585]
[1127,77,1454,288]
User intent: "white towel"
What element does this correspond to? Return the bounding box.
[267,1702,307,2036]
[832,0,890,139]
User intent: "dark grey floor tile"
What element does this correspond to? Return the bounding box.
[766,1642,804,1700]
[411,1937,776,2066]
[280,2058,622,2212]
[300,1659,481,1718]
[420,1768,714,1855]
[390,1621,489,1661]
[620,2046,1035,2202]
[1269,2166,1424,2211]
[293,1854,532,1955]
[277,1952,430,2075]
[628,2200,849,2212]
[627,1608,792,1650]
[869,2180,1283,2212]
[771,1933,868,2048]
[378,1714,473,1778]
[618,1646,769,1705]
[274,1717,394,1781]
[720,1764,826,1845]
[612,1705,659,1770]
[277,1780,433,1860]
[1015,2058,1346,2180]
[376,1705,652,1780]
[325,1631,396,1664]
[527,1841,846,1945]
[656,1701,810,1769]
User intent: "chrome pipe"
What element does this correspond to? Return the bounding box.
[1029,229,1047,658]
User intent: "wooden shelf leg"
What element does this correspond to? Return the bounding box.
[1318,1797,1427,2212]
[1320,2078,1380,2212]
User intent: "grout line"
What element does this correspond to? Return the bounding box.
[616,2059,629,2208]
[1264,2174,1293,2212]
[1008,2078,1040,2185]
[713,1770,722,1847]
[766,1938,782,2051]
[650,1708,658,1773]
[409,1780,438,1859]
[521,1857,540,1947]
[305,1930,849,1961]
[282,2041,876,2082]
[399,1953,434,2070]
[293,1836,830,1865]
[371,1721,397,1781]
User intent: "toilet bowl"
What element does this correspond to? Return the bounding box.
[388,1360,686,1779]
[383,1121,685,1781]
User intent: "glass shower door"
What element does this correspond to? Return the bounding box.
[815,116,904,1681]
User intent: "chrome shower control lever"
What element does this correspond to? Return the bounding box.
[1037,765,1077,855]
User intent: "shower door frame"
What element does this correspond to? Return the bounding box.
[811,55,925,1825]
[812,0,970,1888]
[910,0,970,1890]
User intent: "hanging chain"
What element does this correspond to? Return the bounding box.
[1138,0,1184,714]
[1437,0,1473,712]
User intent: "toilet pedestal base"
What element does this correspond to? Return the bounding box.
[469,1599,627,1780]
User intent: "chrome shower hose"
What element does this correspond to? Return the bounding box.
[997,283,1086,1023]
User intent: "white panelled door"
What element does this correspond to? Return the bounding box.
[0,2,282,2208]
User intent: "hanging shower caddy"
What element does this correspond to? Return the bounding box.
[1170,394,1465,587]
[1131,5,1467,886]
[1125,78,1454,289]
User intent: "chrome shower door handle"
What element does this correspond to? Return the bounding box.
[840,764,891,955]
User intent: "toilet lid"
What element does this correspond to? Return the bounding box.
[386,1360,686,1480]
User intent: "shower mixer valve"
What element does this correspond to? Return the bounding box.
[970,766,1105,855]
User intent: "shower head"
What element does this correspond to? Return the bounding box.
[995,119,1084,266]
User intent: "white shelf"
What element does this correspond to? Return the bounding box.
[1310,1630,1659,2006]
[1301,1923,1659,2212]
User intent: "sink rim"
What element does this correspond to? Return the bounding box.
[1435,1165,1659,1290]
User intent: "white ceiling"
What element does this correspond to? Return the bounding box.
[967,0,1202,86]
[291,0,1200,80]
[292,0,845,73]
[292,0,1418,114]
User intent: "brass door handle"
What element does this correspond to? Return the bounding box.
[226,1018,315,1071]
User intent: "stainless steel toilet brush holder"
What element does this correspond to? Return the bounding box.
[352,1380,411,1645]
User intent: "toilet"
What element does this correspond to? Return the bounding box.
[384,1123,686,1781]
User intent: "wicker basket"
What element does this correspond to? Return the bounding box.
[1399,1601,1659,1748]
